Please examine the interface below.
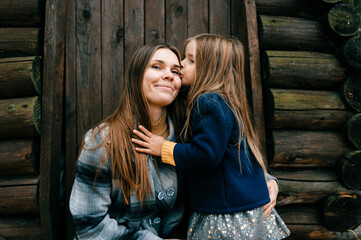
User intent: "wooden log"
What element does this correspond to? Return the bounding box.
[328,3,361,36]
[277,205,320,224]
[286,224,361,239]
[322,192,361,231]
[262,51,347,90]
[0,28,41,57]
[323,0,342,3]
[0,0,42,27]
[0,57,42,99]
[338,150,361,190]
[0,139,39,175]
[255,0,330,18]
[271,168,339,182]
[268,89,350,130]
[344,113,361,149]
[258,15,335,52]
[277,179,348,205]
[342,75,361,112]
[0,215,41,240]
[0,97,41,138]
[0,176,39,214]
[343,35,361,71]
[271,130,353,167]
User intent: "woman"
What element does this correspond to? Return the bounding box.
[70,42,186,240]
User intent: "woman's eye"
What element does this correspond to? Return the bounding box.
[172,70,180,75]
[152,65,161,70]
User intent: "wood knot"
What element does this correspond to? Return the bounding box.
[82,10,91,20]
[116,28,123,42]
[150,30,160,39]
[175,6,183,17]
[347,92,354,99]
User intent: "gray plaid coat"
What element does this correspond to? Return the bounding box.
[70,118,184,240]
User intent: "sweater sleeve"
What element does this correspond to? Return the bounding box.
[173,94,235,171]
[70,130,162,240]
[161,140,177,166]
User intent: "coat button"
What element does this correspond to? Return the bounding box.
[166,187,175,197]
[157,191,165,200]
[153,217,161,224]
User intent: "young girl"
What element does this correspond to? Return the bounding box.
[132,34,290,239]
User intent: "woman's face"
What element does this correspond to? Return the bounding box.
[181,40,196,86]
[142,48,182,110]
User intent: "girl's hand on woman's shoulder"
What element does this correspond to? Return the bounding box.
[132,125,165,157]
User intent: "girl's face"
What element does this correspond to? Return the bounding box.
[181,40,196,86]
[142,48,182,110]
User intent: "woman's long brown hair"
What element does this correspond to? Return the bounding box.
[182,33,267,174]
[81,42,183,205]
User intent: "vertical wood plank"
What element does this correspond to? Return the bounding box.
[187,0,208,37]
[124,0,144,64]
[166,0,187,52]
[231,0,242,39]
[40,0,67,239]
[240,0,267,159]
[209,0,230,35]
[76,0,102,144]
[65,0,77,238]
[145,0,165,43]
[102,0,124,117]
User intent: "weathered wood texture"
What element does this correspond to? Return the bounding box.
[0,215,41,240]
[270,130,353,167]
[0,97,41,138]
[344,113,361,149]
[258,15,335,52]
[0,0,42,27]
[0,28,41,57]
[0,139,39,175]
[237,0,267,156]
[255,0,330,18]
[337,150,361,190]
[39,0,67,239]
[286,224,361,239]
[342,75,361,112]
[343,35,361,71]
[328,3,361,36]
[322,192,361,232]
[278,205,361,238]
[0,176,39,214]
[266,89,350,130]
[0,57,42,99]
[277,179,348,206]
[262,51,347,90]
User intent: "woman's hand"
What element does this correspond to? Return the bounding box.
[131,125,165,157]
[263,179,279,218]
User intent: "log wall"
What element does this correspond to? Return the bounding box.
[0,0,43,239]
[256,0,361,238]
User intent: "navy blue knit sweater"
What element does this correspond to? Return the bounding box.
[173,93,270,214]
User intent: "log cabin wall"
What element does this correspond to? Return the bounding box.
[256,0,361,239]
[0,0,44,239]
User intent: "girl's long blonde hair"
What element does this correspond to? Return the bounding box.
[81,42,184,205]
[182,33,267,174]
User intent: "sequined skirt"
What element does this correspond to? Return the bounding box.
[187,207,290,240]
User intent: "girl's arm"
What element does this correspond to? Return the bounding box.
[70,130,162,240]
[133,94,234,171]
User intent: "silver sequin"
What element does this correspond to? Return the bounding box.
[187,207,290,240]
